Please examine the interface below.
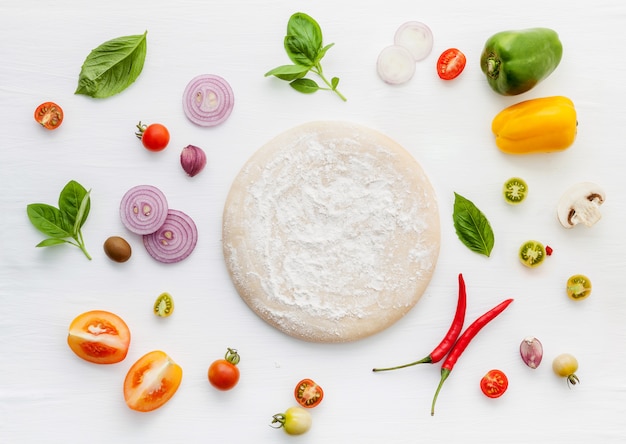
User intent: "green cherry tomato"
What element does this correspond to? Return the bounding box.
[154,292,174,317]
[503,177,528,205]
[552,353,580,387]
[271,406,312,435]
[566,274,592,301]
[519,240,546,268]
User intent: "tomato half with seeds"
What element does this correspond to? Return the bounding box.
[566,274,592,300]
[437,48,466,80]
[503,177,528,205]
[480,369,508,398]
[124,350,183,412]
[519,240,546,268]
[67,310,130,364]
[34,102,64,130]
[294,378,324,408]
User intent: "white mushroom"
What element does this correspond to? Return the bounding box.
[557,182,606,228]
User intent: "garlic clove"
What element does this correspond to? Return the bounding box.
[180,144,207,177]
[520,336,543,369]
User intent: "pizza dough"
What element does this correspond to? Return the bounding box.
[222,121,440,342]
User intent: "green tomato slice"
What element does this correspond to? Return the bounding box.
[503,177,528,205]
[566,274,592,300]
[154,292,174,317]
[519,240,545,268]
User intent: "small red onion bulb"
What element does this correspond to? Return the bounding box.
[180,145,207,177]
[520,336,543,369]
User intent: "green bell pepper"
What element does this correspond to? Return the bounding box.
[480,28,563,96]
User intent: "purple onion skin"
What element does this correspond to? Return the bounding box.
[520,336,543,369]
[180,145,207,177]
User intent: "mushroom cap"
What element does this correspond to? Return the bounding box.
[556,182,606,228]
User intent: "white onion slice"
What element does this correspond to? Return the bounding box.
[143,209,198,263]
[394,21,434,61]
[182,74,234,127]
[120,185,169,235]
[377,45,416,85]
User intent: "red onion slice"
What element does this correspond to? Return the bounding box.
[120,185,169,235]
[142,209,198,263]
[377,45,416,85]
[394,21,434,62]
[182,74,234,127]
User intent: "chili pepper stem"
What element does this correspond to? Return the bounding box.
[431,368,451,416]
[372,356,433,372]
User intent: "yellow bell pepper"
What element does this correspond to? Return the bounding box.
[492,96,577,154]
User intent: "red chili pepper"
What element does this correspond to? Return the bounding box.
[372,273,467,372]
[430,298,513,416]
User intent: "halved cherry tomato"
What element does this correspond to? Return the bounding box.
[123,350,183,412]
[294,378,324,408]
[67,310,130,364]
[208,348,240,391]
[437,48,466,80]
[480,369,508,398]
[135,121,170,152]
[34,102,64,130]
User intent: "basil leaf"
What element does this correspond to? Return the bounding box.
[284,13,322,66]
[58,180,90,232]
[290,78,320,94]
[27,204,72,239]
[331,77,340,89]
[75,31,148,98]
[73,190,91,236]
[452,192,495,257]
[264,64,310,81]
[36,238,72,247]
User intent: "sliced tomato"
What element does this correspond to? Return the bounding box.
[480,369,508,398]
[124,350,183,412]
[34,102,64,129]
[294,378,324,408]
[437,48,466,80]
[67,310,130,364]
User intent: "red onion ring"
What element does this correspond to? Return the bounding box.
[120,185,169,235]
[142,209,198,263]
[182,74,234,127]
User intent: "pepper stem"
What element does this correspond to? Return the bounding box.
[372,355,433,372]
[431,368,451,416]
[486,54,500,79]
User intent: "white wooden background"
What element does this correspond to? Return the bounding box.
[1,1,625,443]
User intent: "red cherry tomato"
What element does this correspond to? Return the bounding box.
[294,378,324,408]
[67,310,130,364]
[34,102,64,130]
[123,350,183,412]
[208,348,241,391]
[136,121,170,151]
[480,369,508,398]
[437,48,466,80]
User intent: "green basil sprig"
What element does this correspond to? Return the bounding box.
[265,12,346,101]
[27,180,92,260]
[75,31,147,98]
[452,192,495,257]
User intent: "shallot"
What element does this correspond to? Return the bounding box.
[519,336,543,369]
[143,209,198,263]
[180,144,207,177]
[182,74,234,127]
[120,185,169,235]
[376,45,416,85]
